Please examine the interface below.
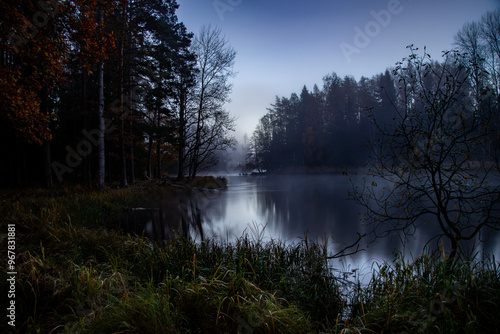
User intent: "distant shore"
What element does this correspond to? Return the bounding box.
[244,166,363,175]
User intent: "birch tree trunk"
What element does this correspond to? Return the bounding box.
[97,8,105,191]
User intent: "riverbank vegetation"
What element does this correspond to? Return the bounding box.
[1,185,499,333]
[1,0,236,189]
[2,2,500,332]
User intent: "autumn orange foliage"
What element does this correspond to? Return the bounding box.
[0,0,117,145]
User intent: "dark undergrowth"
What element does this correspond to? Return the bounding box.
[0,184,499,333]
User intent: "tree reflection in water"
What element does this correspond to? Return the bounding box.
[114,190,226,243]
[111,175,500,267]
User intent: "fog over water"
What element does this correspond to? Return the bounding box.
[113,174,500,275]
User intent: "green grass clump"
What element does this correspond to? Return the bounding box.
[346,250,500,333]
[15,227,319,333]
[1,186,499,333]
[0,184,177,229]
[0,188,326,332]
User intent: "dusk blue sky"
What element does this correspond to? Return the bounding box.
[176,0,500,141]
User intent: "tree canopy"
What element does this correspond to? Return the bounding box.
[0,0,236,188]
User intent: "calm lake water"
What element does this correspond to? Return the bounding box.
[113,174,500,274]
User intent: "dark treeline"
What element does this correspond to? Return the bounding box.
[247,71,394,171]
[248,9,500,172]
[0,0,235,188]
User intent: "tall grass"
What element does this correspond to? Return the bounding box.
[346,249,500,333]
[7,220,327,332]
[1,185,499,333]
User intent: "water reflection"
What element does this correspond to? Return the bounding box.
[111,191,226,243]
[111,175,500,269]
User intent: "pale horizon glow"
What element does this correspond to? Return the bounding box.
[177,0,500,142]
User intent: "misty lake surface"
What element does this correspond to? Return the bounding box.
[114,174,500,273]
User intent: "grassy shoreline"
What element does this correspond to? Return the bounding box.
[1,181,499,333]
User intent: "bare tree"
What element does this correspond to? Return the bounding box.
[480,10,500,97]
[352,47,500,260]
[187,25,236,179]
[455,9,500,107]
[454,21,486,103]
[187,110,236,176]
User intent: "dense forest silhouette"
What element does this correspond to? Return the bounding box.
[0,0,235,188]
[1,1,500,187]
[247,10,500,173]
[246,70,396,171]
